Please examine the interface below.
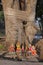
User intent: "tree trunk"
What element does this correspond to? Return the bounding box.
[2,0,37,45]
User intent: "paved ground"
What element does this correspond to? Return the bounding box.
[0,59,43,65]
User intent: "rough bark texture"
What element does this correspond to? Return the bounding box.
[2,0,37,45]
[35,39,43,60]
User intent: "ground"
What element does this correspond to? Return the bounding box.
[0,58,43,65]
[0,54,43,65]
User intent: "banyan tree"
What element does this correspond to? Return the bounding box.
[0,0,43,60]
[2,0,38,45]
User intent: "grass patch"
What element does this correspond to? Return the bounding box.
[0,44,5,51]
